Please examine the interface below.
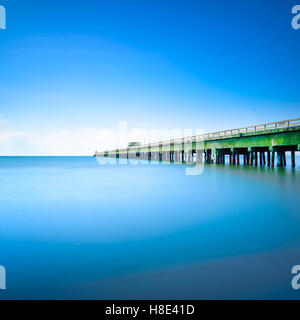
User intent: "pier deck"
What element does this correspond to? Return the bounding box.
[95,118,300,167]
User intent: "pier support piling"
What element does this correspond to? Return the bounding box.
[254,152,258,166]
[231,151,235,165]
[259,152,262,166]
[206,150,212,164]
[249,150,253,166]
[291,151,295,167]
[276,151,282,167]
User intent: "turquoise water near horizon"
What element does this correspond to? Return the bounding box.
[0,156,300,299]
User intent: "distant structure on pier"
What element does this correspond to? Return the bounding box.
[128,142,141,147]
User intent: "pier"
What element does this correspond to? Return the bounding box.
[95,118,300,167]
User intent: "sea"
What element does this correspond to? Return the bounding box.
[0,156,300,299]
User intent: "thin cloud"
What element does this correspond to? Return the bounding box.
[0,129,117,156]
[0,131,25,143]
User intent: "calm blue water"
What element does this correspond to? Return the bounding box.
[0,156,300,299]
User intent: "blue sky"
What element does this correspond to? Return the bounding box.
[0,0,299,155]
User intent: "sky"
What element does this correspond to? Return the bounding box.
[0,0,299,155]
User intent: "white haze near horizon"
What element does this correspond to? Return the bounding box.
[0,120,201,156]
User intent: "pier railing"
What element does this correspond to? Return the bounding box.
[143,118,300,149]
